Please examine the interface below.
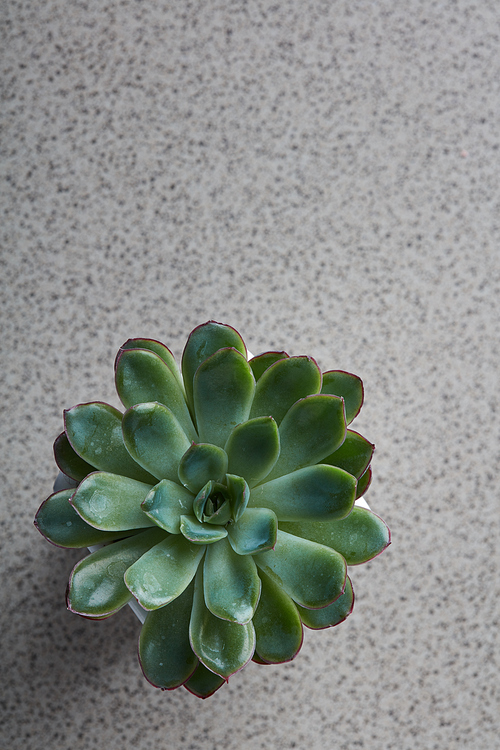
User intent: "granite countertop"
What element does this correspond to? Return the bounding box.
[2,1,499,748]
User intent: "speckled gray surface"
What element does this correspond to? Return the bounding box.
[2,0,499,747]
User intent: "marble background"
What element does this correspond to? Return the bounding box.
[2,1,498,748]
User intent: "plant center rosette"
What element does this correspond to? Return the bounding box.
[34,321,390,698]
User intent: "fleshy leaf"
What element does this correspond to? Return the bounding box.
[141,479,194,533]
[193,481,232,525]
[297,576,354,629]
[178,443,228,494]
[254,530,346,609]
[138,581,198,689]
[71,472,155,531]
[180,515,228,544]
[35,489,139,548]
[117,338,184,394]
[280,507,390,565]
[125,534,205,610]
[54,432,95,483]
[249,356,322,424]
[249,465,356,521]
[225,417,280,487]
[265,394,346,481]
[226,473,250,522]
[182,321,247,422]
[67,527,167,617]
[356,466,372,498]
[323,429,374,478]
[64,402,156,483]
[227,508,278,555]
[122,402,191,481]
[203,537,261,623]
[183,662,225,699]
[193,348,255,448]
[115,348,196,441]
[249,351,289,381]
[189,566,256,678]
[253,569,303,663]
[321,370,364,424]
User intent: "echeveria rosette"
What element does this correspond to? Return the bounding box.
[34,321,390,699]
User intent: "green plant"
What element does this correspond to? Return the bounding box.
[35,321,390,698]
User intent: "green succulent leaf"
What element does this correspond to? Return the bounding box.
[249,351,289,381]
[297,576,354,629]
[125,534,205,610]
[249,465,356,522]
[254,530,346,609]
[115,348,196,441]
[182,321,247,422]
[122,402,191,481]
[67,527,167,617]
[178,443,228,494]
[180,515,228,544]
[193,348,255,448]
[183,662,226,699]
[54,432,95,483]
[280,506,390,565]
[71,472,155,531]
[356,467,372,498]
[193,481,233,525]
[138,581,198,690]
[64,402,156,484]
[35,489,139,548]
[321,370,364,424]
[225,417,280,487]
[203,537,261,624]
[226,473,250,522]
[265,394,347,481]
[189,567,256,678]
[253,569,303,663]
[227,507,278,555]
[117,338,185,394]
[249,356,322,424]
[323,430,374,478]
[141,479,194,534]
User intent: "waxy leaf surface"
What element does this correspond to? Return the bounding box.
[116,348,196,441]
[117,338,184,393]
[65,402,155,483]
[203,537,261,623]
[122,402,191,481]
[255,530,346,609]
[178,443,228,494]
[266,394,346,480]
[139,582,198,689]
[297,576,354,629]
[249,465,356,521]
[280,507,390,565]
[225,417,280,486]
[125,534,205,610]
[183,662,225,699]
[253,570,303,663]
[71,472,155,531]
[249,351,289,381]
[182,321,247,421]
[321,370,364,424]
[180,515,228,544]
[323,429,374,478]
[249,356,321,424]
[193,348,255,448]
[227,507,278,555]
[67,527,166,617]
[189,567,256,678]
[54,432,95,482]
[356,467,372,498]
[141,479,194,534]
[35,489,139,548]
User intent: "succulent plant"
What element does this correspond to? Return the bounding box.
[35,321,390,698]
